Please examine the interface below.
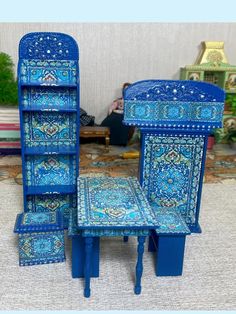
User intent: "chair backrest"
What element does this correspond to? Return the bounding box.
[123,80,225,232]
[123,79,225,132]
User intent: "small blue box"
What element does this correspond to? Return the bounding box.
[14,211,65,266]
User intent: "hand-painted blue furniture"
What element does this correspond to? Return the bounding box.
[14,211,65,266]
[148,207,190,276]
[17,32,80,228]
[123,79,225,275]
[69,176,159,298]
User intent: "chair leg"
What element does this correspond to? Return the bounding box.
[84,237,93,298]
[134,236,146,295]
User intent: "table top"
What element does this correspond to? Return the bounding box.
[77,176,159,230]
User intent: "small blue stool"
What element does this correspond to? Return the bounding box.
[14,211,65,266]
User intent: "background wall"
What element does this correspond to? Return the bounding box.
[1,23,236,123]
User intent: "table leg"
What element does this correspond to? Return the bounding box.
[84,237,93,298]
[134,236,146,295]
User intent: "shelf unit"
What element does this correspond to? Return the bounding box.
[18,32,80,228]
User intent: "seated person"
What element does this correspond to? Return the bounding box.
[101,83,134,146]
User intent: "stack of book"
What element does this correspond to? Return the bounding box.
[0,107,20,154]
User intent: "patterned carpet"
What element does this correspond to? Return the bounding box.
[1,142,236,185]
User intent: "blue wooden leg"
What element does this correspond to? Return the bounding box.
[134,236,146,295]
[123,236,129,242]
[84,237,93,298]
[72,235,100,278]
[156,235,186,276]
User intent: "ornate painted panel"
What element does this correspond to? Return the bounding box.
[25,155,76,186]
[19,60,77,86]
[124,100,224,129]
[19,32,79,60]
[22,87,77,110]
[26,194,77,227]
[142,133,205,226]
[123,80,225,131]
[77,176,158,229]
[23,112,76,148]
[18,232,65,266]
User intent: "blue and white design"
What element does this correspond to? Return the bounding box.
[124,80,224,102]
[18,232,65,266]
[23,112,76,148]
[19,59,77,86]
[124,100,224,128]
[26,155,76,186]
[22,87,77,110]
[150,207,190,235]
[123,80,225,131]
[77,176,158,229]
[14,211,64,233]
[142,134,205,225]
[26,194,76,227]
[14,211,65,266]
[22,212,56,225]
[19,32,79,60]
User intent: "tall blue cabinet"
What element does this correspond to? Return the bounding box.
[18,32,80,228]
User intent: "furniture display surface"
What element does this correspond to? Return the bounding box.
[80,126,110,151]
[18,32,80,228]
[180,41,236,143]
[14,211,65,266]
[123,79,224,275]
[69,176,159,298]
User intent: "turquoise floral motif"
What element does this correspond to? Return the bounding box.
[124,100,224,127]
[150,207,190,235]
[143,134,204,224]
[23,112,76,148]
[33,237,53,253]
[22,212,56,225]
[26,155,76,186]
[22,87,77,110]
[19,232,65,265]
[26,194,76,227]
[77,176,158,228]
[20,59,77,85]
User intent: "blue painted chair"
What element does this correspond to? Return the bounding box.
[123,79,225,275]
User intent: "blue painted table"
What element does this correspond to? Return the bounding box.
[70,176,159,298]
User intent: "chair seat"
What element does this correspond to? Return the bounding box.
[150,205,190,235]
